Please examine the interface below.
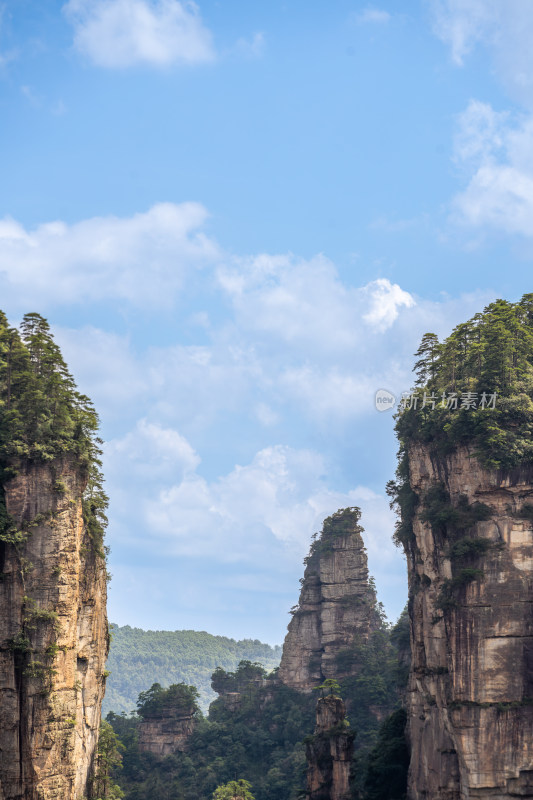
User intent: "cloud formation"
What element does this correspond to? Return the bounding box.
[355,8,391,25]
[63,0,215,68]
[0,202,218,309]
[453,100,533,237]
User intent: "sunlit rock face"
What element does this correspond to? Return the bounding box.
[305,695,354,800]
[0,458,108,800]
[278,509,381,692]
[405,444,533,800]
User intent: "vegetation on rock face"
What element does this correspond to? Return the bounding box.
[107,605,410,800]
[136,682,200,718]
[103,626,281,716]
[396,295,533,470]
[0,310,108,552]
[305,507,364,561]
[387,296,533,553]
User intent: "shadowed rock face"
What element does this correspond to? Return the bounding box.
[0,458,108,800]
[405,444,533,800]
[138,706,197,757]
[305,695,354,800]
[279,512,380,691]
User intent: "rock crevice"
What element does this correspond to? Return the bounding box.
[0,458,108,800]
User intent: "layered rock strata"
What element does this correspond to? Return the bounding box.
[279,509,380,691]
[138,705,197,757]
[405,444,533,799]
[305,695,354,800]
[0,458,109,800]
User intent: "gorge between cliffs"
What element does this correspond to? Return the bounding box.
[3,295,533,800]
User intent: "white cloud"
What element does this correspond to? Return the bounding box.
[63,0,215,68]
[0,202,218,309]
[355,8,391,25]
[452,100,533,237]
[218,255,415,357]
[105,423,400,573]
[430,0,495,66]
[361,278,415,330]
[430,1,533,105]
[232,32,265,59]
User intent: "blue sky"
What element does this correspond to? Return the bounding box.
[2,0,533,643]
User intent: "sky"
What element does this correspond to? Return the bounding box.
[2,0,533,644]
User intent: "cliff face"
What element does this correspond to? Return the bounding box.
[405,444,533,799]
[138,707,196,757]
[279,510,380,691]
[0,457,109,800]
[305,695,354,800]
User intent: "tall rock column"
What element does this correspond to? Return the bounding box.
[305,695,354,800]
[404,444,533,799]
[0,457,109,800]
[279,508,381,691]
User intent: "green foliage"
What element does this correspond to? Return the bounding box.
[306,507,364,561]
[314,678,341,697]
[108,677,314,800]
[364,709,409,800]
[0,311,108,558]
[436,568,484,611]
[91,719,125,800]
[213,779,255,800]
[397,295,533,470]
[136,682,200,718]
[211,660,267,695]
[420,486,491,539]
[103,625,281,716]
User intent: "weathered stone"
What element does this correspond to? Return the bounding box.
[405,444,533,799]
[138,706,196,757]
[305,695,354,800]
[0,458,108,800]
[279,513,380,691]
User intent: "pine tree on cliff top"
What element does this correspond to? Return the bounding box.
[0,310,108,552]
[396,293,533,470]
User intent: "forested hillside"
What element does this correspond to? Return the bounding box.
[104,625,282,714]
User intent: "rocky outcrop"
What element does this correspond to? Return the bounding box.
[0,457,109,800]
[279,508,381,691]
[305,695,354,800]
[404,444,533,799]
[138,706,196,757]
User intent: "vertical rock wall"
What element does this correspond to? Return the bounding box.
[0,458,109,800]
[279,513,380,691]
[405,444,533,799]
[305,695,354,800]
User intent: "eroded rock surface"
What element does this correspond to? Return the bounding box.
[305,695,354,800]
[279,509,380,691]
[405,444,533,799]
[138,707,196,757]
[0,458,108,800]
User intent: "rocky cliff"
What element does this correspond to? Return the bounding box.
[305,694,354,800]
[0,457,109,800]
[404,443,533,799]
[138,707,196,758]
[279,508,381,691]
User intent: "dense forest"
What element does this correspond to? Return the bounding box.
[104,626,282,714]
[105,613,409,799]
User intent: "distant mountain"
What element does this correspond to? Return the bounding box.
[103,625,282,715]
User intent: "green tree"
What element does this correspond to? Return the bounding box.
[91,720,125,800]
[213,779,255,800]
